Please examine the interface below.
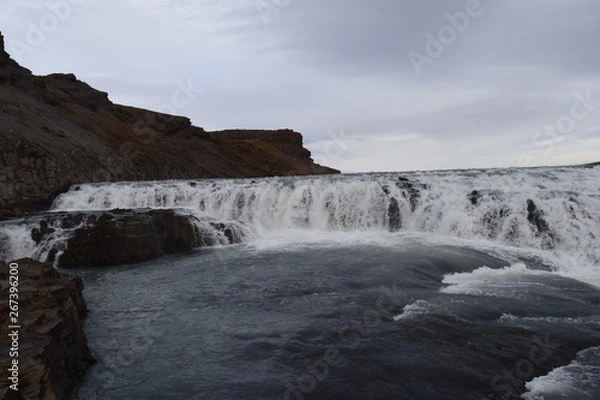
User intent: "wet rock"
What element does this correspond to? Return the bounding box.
[467,189,502,206]
[58,209,195,267]
[0,258,94,400]
[395,177,424,212]
[468,190,481,206]
[27,209,246,268]
[526,199,550,234]
[526,199,556,248]
[30,220,55,244]
[388,197,401,232]
[207,221,246,244]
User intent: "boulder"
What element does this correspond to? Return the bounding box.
[25,209,247,268]
[0,258,94,400]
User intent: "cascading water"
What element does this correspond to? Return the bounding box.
[47,167,600,262]
[2,166,599,284]
[0,214,93,263]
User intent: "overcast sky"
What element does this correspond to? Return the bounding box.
[1,0,600,172]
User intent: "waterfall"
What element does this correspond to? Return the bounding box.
[2,166,599,265]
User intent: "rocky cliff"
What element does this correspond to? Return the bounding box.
[0,258,94,400]
[0,32,339,218]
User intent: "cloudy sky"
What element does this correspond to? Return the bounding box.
[1,0,600,172]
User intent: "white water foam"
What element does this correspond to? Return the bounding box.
[0,216,91,264]
[0,222,39,262]
[522,347,600,400]
[440,263,556,297]
[174,209,254,246]
[500,314,600,325]
[393,300,435,321]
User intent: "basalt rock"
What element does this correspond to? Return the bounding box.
[0,258,94,400]
[26,209,247,268]
[526,199,556,248]
[468,190,481,206]
[388,197,401,232]
[466,189,501,207]
[526,199,550,234]
[57,209,198,267]
[0,31,339,219]
[396,177,425,212]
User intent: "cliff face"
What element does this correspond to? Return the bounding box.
[0,258,94,400]
[0,32,339,216]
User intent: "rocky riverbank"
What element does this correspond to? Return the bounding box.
[0,258,94,400]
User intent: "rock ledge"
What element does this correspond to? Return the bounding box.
[0,258,94,400]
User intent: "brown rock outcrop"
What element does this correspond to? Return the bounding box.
[0,31,339,219]
[0,258,94,400]
[56,209,202,267]
[25,209,247,268]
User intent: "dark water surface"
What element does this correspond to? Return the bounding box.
[70,239,600,400]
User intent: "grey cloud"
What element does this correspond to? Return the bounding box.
[1,0,599,171]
